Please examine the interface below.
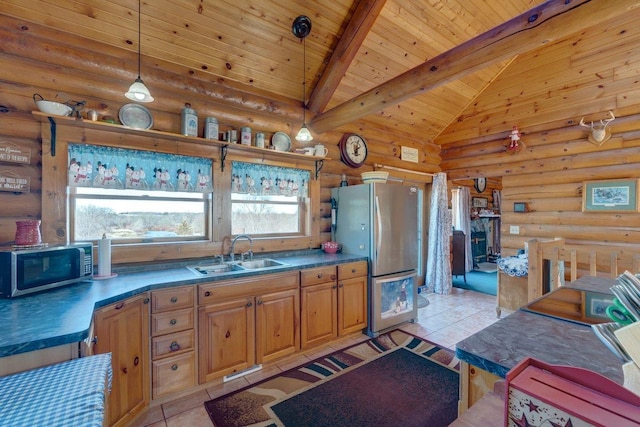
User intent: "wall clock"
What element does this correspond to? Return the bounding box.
[338,133,368,168]
[474,177,487,193]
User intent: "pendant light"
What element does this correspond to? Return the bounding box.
[293,16,312,142]
[125,0,154,102]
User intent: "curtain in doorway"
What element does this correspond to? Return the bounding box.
[454,187,473,272]
[492,190,502,255]
[426,173,452,294]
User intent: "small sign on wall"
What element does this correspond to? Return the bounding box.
[401,146,419,163]
[0,141,31,165]
[0,171,30,193]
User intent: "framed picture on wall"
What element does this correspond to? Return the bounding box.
[582,179,639,212]
[472,197,488,208]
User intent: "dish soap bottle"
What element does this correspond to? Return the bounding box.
[181,103,198,137]
[340,174,348,187]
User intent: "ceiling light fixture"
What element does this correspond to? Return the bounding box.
[292,15,312,142]
[125,0,154,103]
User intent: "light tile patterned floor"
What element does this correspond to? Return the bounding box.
[131,288,506,427]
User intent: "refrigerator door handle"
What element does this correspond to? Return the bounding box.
[375,195,382,259]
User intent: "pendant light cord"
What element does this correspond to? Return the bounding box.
[302,36,306,123]
[137,0,141,78]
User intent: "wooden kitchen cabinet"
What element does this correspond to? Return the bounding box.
[337,261,368,335]
[150,286,196,400]
[198,272,299,384]
[93,293,150,427]
[300,265,338,348]
[301,261,368,349]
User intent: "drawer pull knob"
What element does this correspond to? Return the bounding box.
[170,319,177,325]
[351,269,356,273]
[317,273,323,278]
[134,356,139,366]
[339,284,344,288]
[257,300,263,305]
[122,367,127,374]
[246,301,253,307]
[144,297,150,304]
[171,364,178,371]
[225,331,231,338]
[170,297,178,303]
[170,341,180,351]
[332,285,337,289]
[115,302,125,310]
[205,291,211,297]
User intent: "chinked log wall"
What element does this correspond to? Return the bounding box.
[0,15,437,253]
[436,3,640,276]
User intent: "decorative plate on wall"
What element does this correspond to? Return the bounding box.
[118,103,153,130]
[272,132,292,152]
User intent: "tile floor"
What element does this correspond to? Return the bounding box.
[131,288,508,427]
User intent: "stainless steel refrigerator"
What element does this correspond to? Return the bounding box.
[331,183,419,337]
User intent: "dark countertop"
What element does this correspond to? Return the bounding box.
[455,275,624,384]
[0,251,367,358]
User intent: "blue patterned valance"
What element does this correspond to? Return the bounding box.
[67,144,212,192]
[231,161,309,198]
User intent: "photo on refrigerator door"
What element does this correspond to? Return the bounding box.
[380,276,415,319]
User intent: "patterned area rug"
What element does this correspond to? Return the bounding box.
[204,330,460,427]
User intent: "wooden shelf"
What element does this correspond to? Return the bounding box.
[32,111,328,179]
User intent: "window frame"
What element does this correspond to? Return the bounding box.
[39,121,321,265]
[69,186,212,244]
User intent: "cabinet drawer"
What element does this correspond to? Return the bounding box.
[338,261,368,280]
[151,308,194,336]
[152,329,195,360]
[301,266,337,287]
[151,286,194,313]
[152,352,196,399]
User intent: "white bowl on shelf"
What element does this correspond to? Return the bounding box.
[361,171,389,183]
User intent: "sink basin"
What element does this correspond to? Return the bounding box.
[187,263,243,276]
[187,259,287,275]
[233,259,287,269]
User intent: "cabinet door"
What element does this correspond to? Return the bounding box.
[198,297,255,384]
[256,288,299,364]
[338,275,368,336]
[94,293,150,427]
[301,281,337,349]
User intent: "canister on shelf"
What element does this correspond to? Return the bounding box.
[204,116,219,140]
[240,126,252,146]
[181,103,198,137]
[255,132,265,148]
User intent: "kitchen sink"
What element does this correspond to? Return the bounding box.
[187,263,243,276]
[233,259,287,269]
[187,258,287,276]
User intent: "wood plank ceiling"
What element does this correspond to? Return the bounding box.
[1,0,632,147]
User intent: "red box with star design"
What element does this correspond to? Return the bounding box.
[504,357,640,427]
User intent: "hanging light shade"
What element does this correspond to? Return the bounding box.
[125,0,154,102]
[293,16,312,142]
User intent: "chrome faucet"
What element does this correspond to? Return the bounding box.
[229,234,253,262]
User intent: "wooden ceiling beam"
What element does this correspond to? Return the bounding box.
[307,0,388,113]
[310,0,640,134]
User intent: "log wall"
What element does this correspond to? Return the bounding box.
[0,15,437,263]
[439,13,640,259]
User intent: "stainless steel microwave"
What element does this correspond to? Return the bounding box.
[0,243,93,298]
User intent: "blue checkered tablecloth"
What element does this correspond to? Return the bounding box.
[0,353,112,427]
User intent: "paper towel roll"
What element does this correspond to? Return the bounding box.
[98,238,111,277]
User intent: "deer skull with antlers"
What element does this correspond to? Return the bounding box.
[579,111,615,146]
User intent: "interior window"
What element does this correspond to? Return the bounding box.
[230,160,311,237]
[70,187,210,242]
[231,193,307,235]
